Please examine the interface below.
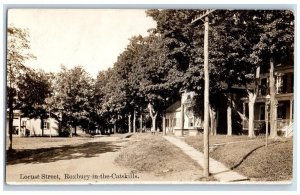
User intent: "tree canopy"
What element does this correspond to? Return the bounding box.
[7,10,294,137]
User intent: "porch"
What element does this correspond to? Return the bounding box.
[242,119,292,136]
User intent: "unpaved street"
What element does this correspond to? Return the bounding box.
[6,135,203,184]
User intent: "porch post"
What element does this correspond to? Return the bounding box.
[289,99,293,125]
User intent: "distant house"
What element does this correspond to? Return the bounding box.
[165,91,203,136]
[241,65,294,137]
[6,110,59,137]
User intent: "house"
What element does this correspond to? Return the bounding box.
[241,65,294,137]
[165,91,203,136]
[6,110,60,137]
[164,65,293,137]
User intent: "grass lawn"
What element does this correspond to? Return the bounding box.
[6,136,121,165]
[115,134,215,181]
[6,136,93,150]
[184,135,293,181]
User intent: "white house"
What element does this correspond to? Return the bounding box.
[165,91,203,136]
[6,110,59,137]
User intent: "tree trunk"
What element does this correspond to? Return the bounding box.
[133,109,136,133]
[74,125,77,136]
[227,89,232,136]
[247,66,260,138]
[41,118,44,137]
[113,122,117,134]
[209,105,217,136]
[128,114,132,133]
[248,94,256,138]
[162,113,166,135]
[216,107,219,134]
[151,114,157,131]
[181,104,184,130]
[8,93,13,150]
[140,114,143,133]
[113,122,116,134]
[227,105,232,136]
[269,56,278,139]
[148,103,157,131]
[69,127,72,137]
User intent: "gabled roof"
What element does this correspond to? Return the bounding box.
[166,101,181,113]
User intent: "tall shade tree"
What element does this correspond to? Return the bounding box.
[147,9,294,138]
[249,10,294,139]
[131,34,181,132]
[113,36,144,133]
[54,65,94,136]
[107,34,180,133]
[17,69,53,136]
[6,25,35,149]
[207,10,262,136]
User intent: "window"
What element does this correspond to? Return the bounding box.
[277,74,288,94]
[245,103,249,118]
[166,119,169,127]
[12,126,19,135]
[277,103,287,119]
[22,121,26,127]
[43,121,50,129]
[260,78,267,95]
[188,118,194,127]
[259,105,265,120]
[173,118,180,127]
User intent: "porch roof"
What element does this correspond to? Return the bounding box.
[242,93,293,103]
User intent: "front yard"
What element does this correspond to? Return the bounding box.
[115,134,215,181]
[6,136,121,165]
[184,135,293,181]
[6,136,92,150]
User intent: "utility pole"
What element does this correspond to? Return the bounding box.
[191,9,215,178]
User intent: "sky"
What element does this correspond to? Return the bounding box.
[8,9,157,78]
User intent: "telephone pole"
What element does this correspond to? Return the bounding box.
[191,9,215,178]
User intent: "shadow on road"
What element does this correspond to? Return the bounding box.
[6,141,121,165]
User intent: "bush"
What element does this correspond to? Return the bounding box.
[59,130,70,137]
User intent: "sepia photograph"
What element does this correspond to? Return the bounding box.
[5,8,294,185]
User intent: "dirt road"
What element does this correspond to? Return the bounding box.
[6,135,202,184]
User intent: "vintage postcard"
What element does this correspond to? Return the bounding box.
[5,8,294,185]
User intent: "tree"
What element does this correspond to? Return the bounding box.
[106,33,180,133]
[7,25,35,149]
[147,9,285,138]
[147,10,223,136]
[53,65,94,136]
[114,36,145,133]
[133,34,181,132]
[17,69,53,136]
[94,70,111,133]
[250,10,294,139]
